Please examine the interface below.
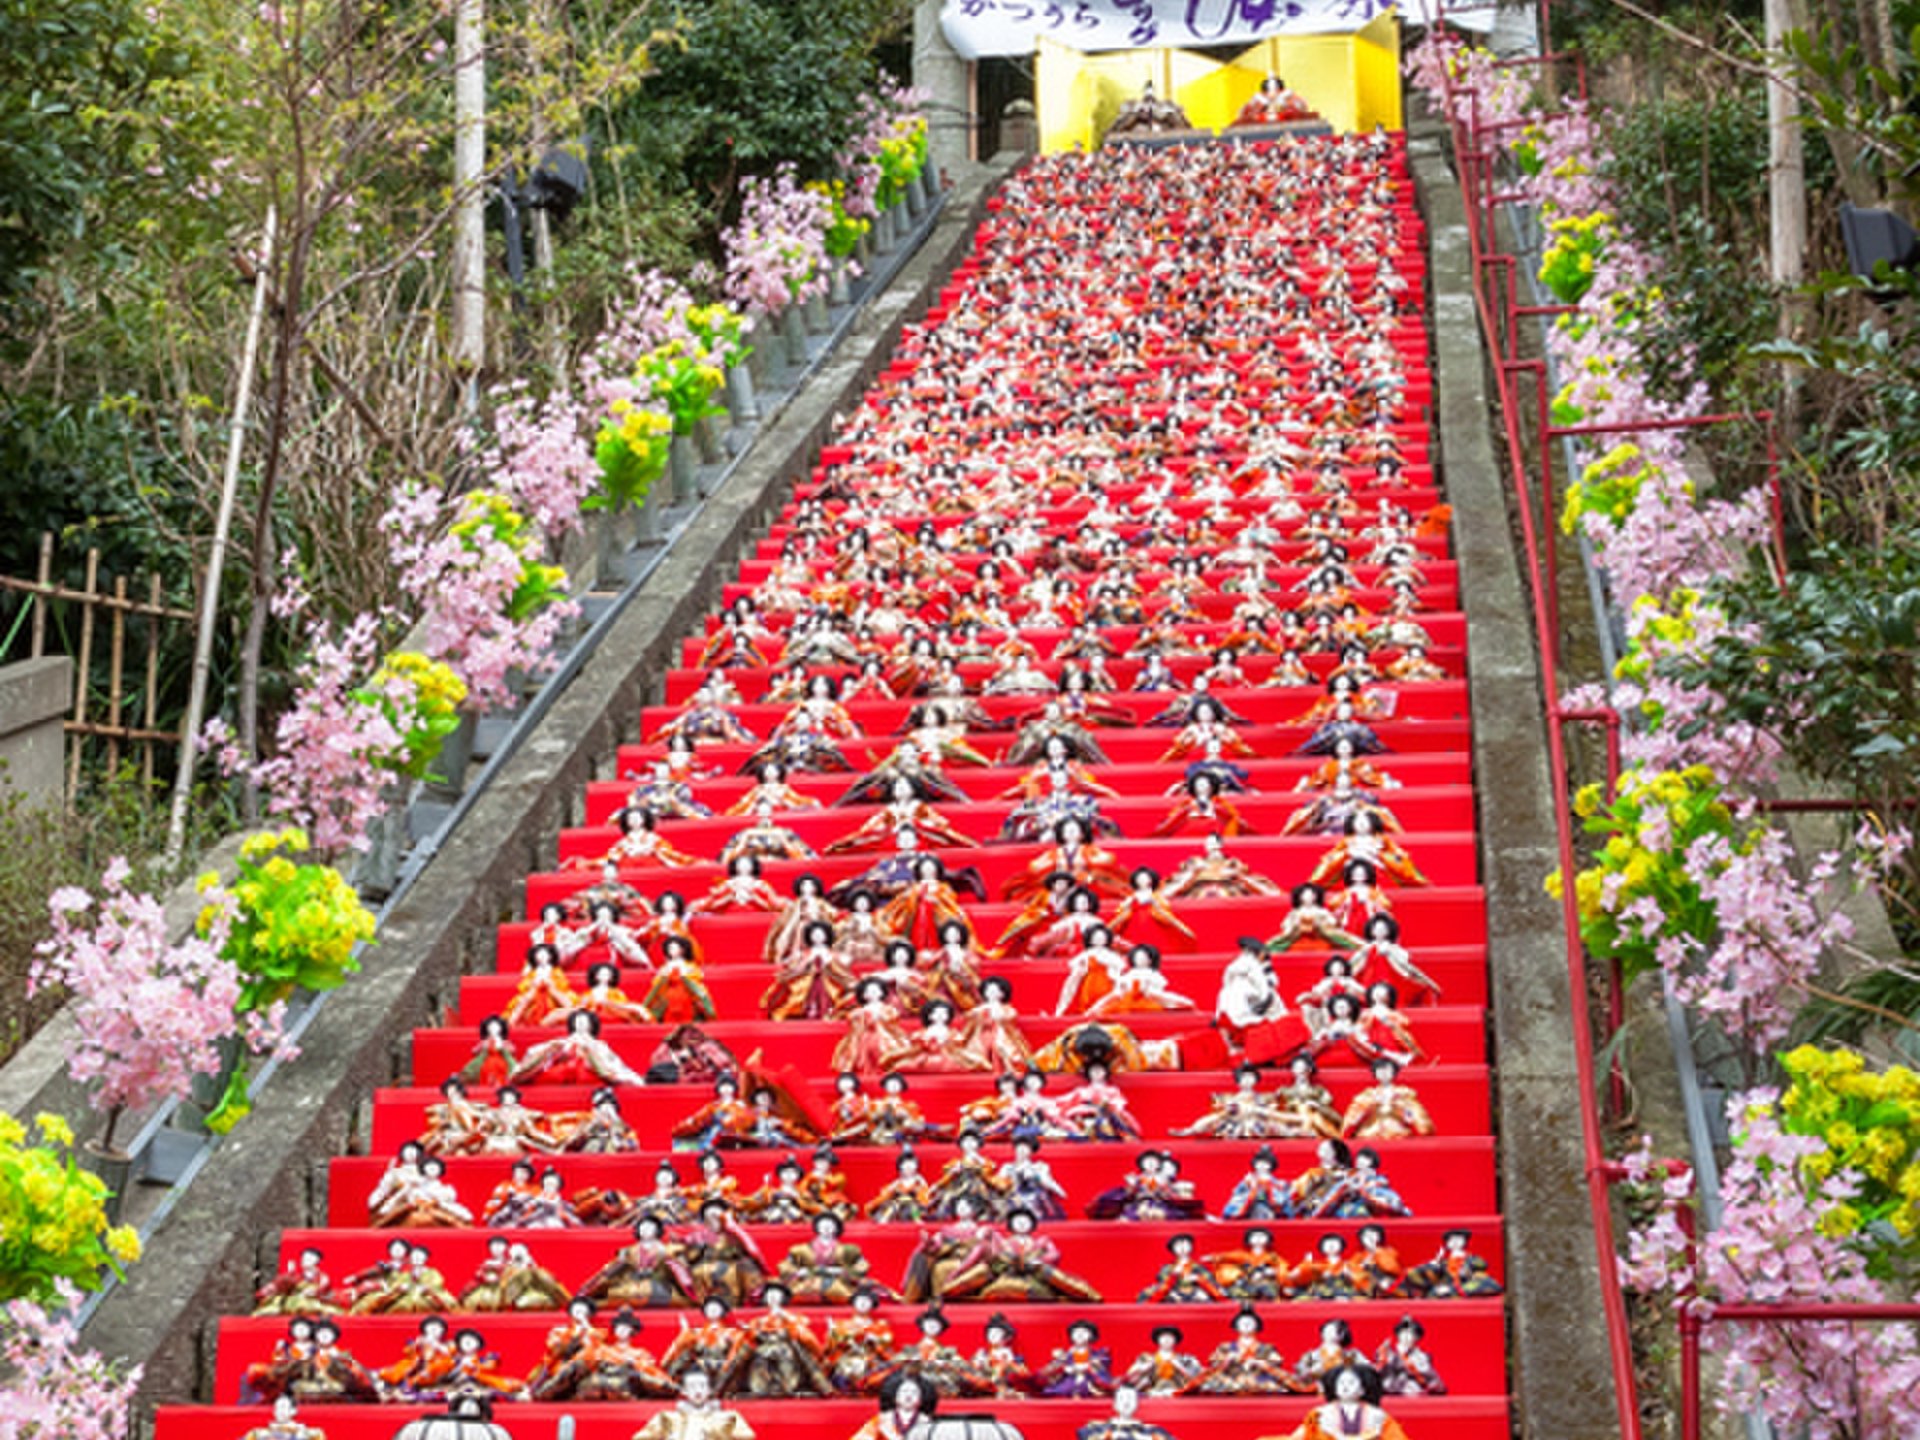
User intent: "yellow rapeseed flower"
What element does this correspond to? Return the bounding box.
[33,1113,73,1147]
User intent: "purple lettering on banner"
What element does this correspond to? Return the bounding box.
[1073,0,1099,28]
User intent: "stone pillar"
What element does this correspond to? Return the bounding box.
[0,657,72,807]
[914,0,975,177]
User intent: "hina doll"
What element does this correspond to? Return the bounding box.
[692,855,787,915]
[1375,1315,1446,1397]
[1036,1318,1117,1398]
[1350,1223,1406,1298]
[834,979,914,1076]
[376,1320,462,1397]
[1158,699,1257,763]
[865,1147,937,1223]
[510,1009,646,1087]
[253,1247,341,1316]
[455,1014,519,1088]
[503,946,579,1027]
[827,1072,877,1145]
[879,854,981,952]
[1350,914,1441,1005]
[240,1317,317,1404]
[572,1310,678,1400]
[926,1129,1013,1219]
[959,976,1036,1072]
[883,1306,993,1397]
[1206,1226,1291,1302]
[630,1368,758,1440]
[730,1282,833,1396]
[1184,1306,1307,1396]
[643,936,718,1024]
[777,1212,878,1304]
[864,1073,949,1147]
[1004,817,1129,903]
[1213,937,1281,1039]
[997,1136,1070,1220]
[738,1156,815,1224]
[1264,883,1362,955]
[850,1370,941,1440]
[350,1242,459,1315]
[797,1144,858,1220]
[1401,1228,1503,1296]
[1136,1232,1227,1303]
[659,1299,747,1383]
[558,961,653,1026]
[1162,833,1283,900]
[287,1319,380,1403]
[1255,1363,1413,1440]
[1173,1065,1294,1139]
[526,900,594,962]
[558,1086,641,1154]
[825,1288,897,1395]
[997,879,1104,960]
[1353,983,1424,1066]
[882,999,994,1075]
[1059,1060,1142,1141]
[1055,923,1127,1015]
[1152,769,1253,837]
[1086,1149,1205,1222]
[580,1215,699,1307]
[1309,812,1427,889]
[526,1301,612,1398]
[641,892,706,968]
[489,1241,570,1311]
[1294,1318,1370,1392]
[1219,1143,1291,1220]
[369,1153,475,1228]
[946,1206,1102,1302]
[763,873,840,962]
[565,806,700,872]
[901,1195,999,1301]
[1077,1384,1182,1440]
[1124,1327,1205,1397]
[917,920,989,1011]
[239,1398,328,1440]
[761,921,859,1021]
[682,1200,772,1306]
[1087,945,1198,1016]
[829,776,974,853]
[971,1313,1034,1397]
[728,762,821,818]
[1342,1057,1435,1140]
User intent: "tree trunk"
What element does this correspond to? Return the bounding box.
[451,0,487,409]
[1767,0,1809,434]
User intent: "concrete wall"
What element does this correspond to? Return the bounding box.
[0,657,71,807]
[915,0,976,175]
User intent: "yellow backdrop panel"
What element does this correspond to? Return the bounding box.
[1037,14,1402,154]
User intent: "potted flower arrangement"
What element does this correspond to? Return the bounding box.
[0,1113,142,1297]
[722,165,832,365]
[810,178,869,306]
[353,650,468,785]
[28,859,248,1210]
[591,398,673,554]
[686,300,756,424]
[195,827,377,1132]
[640,337,728,481]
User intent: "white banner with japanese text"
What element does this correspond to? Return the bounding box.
[940,0,1398,60]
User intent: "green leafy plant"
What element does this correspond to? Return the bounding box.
[589,402,673,512]
[0,1112,141,1303]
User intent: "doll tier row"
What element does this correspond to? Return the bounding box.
[370,1066,1495,1154]
[700,584,1462,635]
[513,886,1491,953]
[615,729,1474,787]
[637,687,1471,748]
[808,432,1436,480]
[164,1397,1508,1440]
[410,1008,1491,1086]
[550,827,1476,896]
[583,762,1475,826]
[327,1141,1499,1227]
[879,345,1435,387]
[674,616,1469,678]
[264,1222,1507,1313]
[757,493,1449,550]
[588,756,1473,816]
[209,1300,1508,1406]
[478,933,1493,1011]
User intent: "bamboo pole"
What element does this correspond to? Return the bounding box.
[166,207,277,865]
[143,574,162,789]
[68,550,99,805]
[30,533,50,658]
[107,575,127,775]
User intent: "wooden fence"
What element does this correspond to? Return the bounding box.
[0,534,196,801]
